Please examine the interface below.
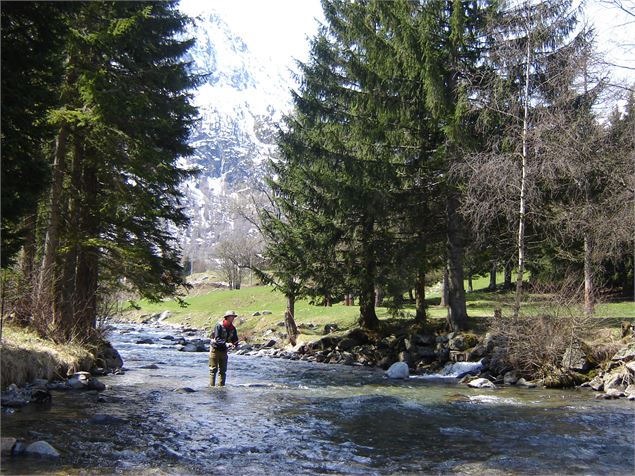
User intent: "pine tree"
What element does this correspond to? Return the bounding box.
[31,1,200,340]
[386,0,494,330]
[1,2,69,268]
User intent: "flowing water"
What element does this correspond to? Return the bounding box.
[2,323,634,475]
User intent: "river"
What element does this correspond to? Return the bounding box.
[2,323,634,475]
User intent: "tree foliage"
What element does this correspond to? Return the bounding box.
[2,1,201,341]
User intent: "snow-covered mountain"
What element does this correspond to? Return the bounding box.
[178,11,295,270]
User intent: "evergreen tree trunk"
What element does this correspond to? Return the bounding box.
[75,157,99,333]
[374,286,385,307]
[38,124,69,303]
[59,134,85,339]
[504,260,513,290]
[20,214,37,284]
[284,293,298,346]
[467,273,473,293]
[447,194,468,331]
[415,269,426,324]
[358,219,380,330]
[441,266,449,307]
[488,260,497,291]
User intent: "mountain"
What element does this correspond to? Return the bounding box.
[178,12,294,271]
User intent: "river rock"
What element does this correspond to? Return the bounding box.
[337,338,358,352]
[467,378,496,389]
[308,336,339,351]
[174,387,196,393]
[503,370,519,385]
[412,333,436,346]
[611,342,635,362]
[25,441,60,458]
[604,368,629,392]
[468,345,487,361]
[516,378,537,388]
[562,342,592,372]
[414,346,436,360]
[436,334,449,344]
[67,372,91,389]
[181,343,199,352]
[324,323,339,334]
[89,414,127,425]
[1,437,16,456]
[30,387,52,404]
[386,362,409,379]
[449,335,468,351]
[589,375,604,391]
[625,384,635,397]
[67,372,105,391]
[136,338,155,345]
[158,311,171,322]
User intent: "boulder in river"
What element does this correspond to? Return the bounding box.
[467,378,496,389]
[136,338,155,345]
[1,437,16,456]
[67,372,105,391]
[386,362,409,379]
[24,441,60,458]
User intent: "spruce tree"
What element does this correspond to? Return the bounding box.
[1,2,69,267]
[31,1,200,340]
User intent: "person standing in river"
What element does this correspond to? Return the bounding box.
[209,310,239,387]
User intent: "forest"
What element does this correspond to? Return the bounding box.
[256,0,634,334]
[1,0,633,345]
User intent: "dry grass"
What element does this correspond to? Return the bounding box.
[1,323,95,389]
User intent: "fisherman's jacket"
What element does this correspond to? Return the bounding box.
[211,320,238,351]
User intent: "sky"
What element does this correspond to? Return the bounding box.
[179,0,324,70]
[179,0,634,88]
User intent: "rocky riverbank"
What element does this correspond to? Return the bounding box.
[118,312,635,399]
[229,322,635,400]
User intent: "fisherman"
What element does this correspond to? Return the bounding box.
[209,310,239,387]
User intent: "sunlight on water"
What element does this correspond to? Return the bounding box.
[2,323,634,475]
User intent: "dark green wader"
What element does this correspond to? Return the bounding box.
[209,349,228,386]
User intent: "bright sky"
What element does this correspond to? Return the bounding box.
[179,0,324,70]
[179,0,633,87]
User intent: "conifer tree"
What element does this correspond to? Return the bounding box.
[386,0,493,330]
[29,1,200,340]
[1,2,69,267]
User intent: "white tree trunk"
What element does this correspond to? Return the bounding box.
[514,36,532,319]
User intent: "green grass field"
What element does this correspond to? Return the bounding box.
[122,272,634,342]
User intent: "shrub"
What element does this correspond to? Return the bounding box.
[488,280,597,380]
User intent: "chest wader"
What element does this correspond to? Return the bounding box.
[209,348,228,386]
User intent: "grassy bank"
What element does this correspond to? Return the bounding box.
[122,273,634,342]
[1,323,95,389]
